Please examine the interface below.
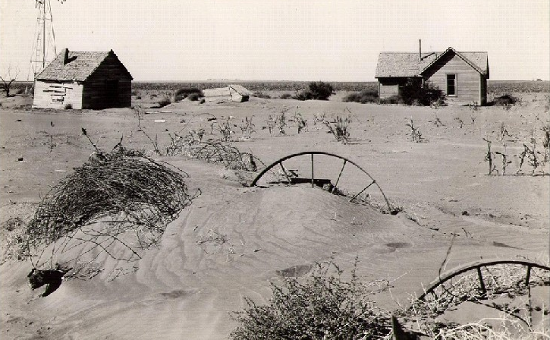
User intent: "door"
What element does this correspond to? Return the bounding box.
[105,80,119,107]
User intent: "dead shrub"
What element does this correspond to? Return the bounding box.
[156,96,171,108]
[379,95,401,105]
[187,93,200,101]
[174,88,203,102]
[343,89,378,104]
[253,91,271,99]
[293,81,334,101]
[492,94,518,106]
[230,260,392,340]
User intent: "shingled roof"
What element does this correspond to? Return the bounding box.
[35,49,133,82]
[376,47,488,78]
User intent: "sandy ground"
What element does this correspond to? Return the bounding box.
[0,92,549,339]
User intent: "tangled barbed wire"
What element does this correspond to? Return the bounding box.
[166,131,263,171]
[19,145,199,273]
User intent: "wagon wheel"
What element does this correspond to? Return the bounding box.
[408,259,550,322]
[250,151,396,214]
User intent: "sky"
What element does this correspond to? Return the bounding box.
[1,0,549,81]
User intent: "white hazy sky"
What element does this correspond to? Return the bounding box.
[1,0,549,81]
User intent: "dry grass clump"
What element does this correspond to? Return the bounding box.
[379,95,400,105]
[22,146,195,259]
[343,88,378,104]
[2,217,32,262]
[483,123,550,176]
[173,88,203,102]
[492,94,518,106]
[217,117,236,142]
[265,110,288,136]
[252,91,271,99]
[325,116,352,143]
[156,95,172,108]
[230,260,392,340]
[406,118,425,143]
[324,111,353,144]
[239,116,256,139]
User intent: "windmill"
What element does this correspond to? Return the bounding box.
[29,0,66,79]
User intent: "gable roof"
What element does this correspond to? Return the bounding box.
[375,52,439,78]
[376,47,488,78]
[36,49,133,82]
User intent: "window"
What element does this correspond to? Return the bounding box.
[447,74,456,96]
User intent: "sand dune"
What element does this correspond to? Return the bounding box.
[2,175,547,339]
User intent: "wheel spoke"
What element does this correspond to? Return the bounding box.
[310,153,314,188]
[279,162,292,184]
[349,180,375,202]
[333,159,347,189]
[477,267,487,297]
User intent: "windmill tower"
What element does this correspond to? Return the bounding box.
[29,0,59,78]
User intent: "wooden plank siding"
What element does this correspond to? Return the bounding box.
[33,80,84,109]
[378,77,407,99]
[379,84,399,99]
[375,48,488,105]
[203,87,232,103]
[479,75,487,105]
[81,80,131,109]
[423,52,482,105]
[82,54,132,109]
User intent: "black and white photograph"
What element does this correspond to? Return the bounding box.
[1,1,549,339]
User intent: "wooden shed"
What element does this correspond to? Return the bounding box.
[33,48,133,109]
[203,84,250,103]
[375,47,489,105]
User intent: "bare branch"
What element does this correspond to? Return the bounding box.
[0,66,20,97]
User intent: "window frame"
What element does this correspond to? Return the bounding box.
[446,74,457,96]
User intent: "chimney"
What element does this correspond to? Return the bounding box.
[62,48,69,64]
[418,39,422,61]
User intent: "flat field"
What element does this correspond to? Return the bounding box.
[0,82,549,339]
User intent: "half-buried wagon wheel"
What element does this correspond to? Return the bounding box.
[407,259,550,328]
[250,151,397,214]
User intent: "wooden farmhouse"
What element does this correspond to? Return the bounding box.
[202,85,251,103]
[375,47,489,105]
[33,48,133,109]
